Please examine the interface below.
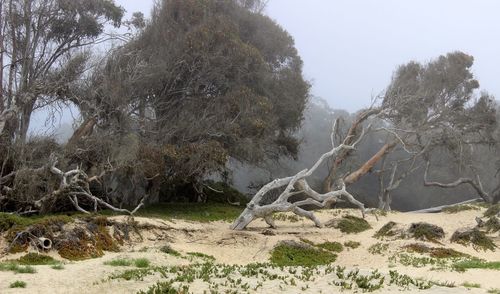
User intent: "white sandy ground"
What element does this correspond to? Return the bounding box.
[0,208,499,293]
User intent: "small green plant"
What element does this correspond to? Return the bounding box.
[316,241,343,253]
[461,282,481,288]
[270,242,337,266]
[186,252,215,261]
[51,264,64,270]
[344,241,361,249]
[368,243,389,255]
[484,216,500,233]
[160,245,181,256]
[134,258,150,268]
[488,288,500,294]
[9,280,27,288]
[104,258,133,267]
[337,215,371,234]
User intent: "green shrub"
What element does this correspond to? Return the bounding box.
[160,245,181,256]
[484,204,500,217]
[344,241,361,249]
[408,222,444,242]
[18,253,57,265]
[337,216,371,234]
[270,241,337,266]
[316,241,343,253]
[134,258,150,268]
[374,221,398,238]
[451,229,496,251]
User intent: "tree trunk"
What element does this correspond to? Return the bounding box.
[344,141,397,185]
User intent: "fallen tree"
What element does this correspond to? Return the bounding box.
[230,122,367,230]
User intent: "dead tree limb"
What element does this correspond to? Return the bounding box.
[423,161,493,203]
[230,123,367,230]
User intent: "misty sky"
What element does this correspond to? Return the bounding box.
[115,0,500,112]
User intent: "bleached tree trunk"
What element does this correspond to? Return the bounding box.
[231,123,367,230]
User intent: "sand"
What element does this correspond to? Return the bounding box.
[0,208,498,293]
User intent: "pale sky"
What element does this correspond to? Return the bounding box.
[87,1,500,112]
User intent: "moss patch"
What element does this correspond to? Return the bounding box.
[270,241,337,266]
[451,228,496,251]
[336,215,371,234]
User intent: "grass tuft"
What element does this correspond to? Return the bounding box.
[453,260,500,271]
[461,282,481,288]
[344,241,361,249]
[18,253,58,265]
[9,280,27,288]
[160,245,181,256]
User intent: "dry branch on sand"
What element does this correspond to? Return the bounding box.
[230,122,367,230]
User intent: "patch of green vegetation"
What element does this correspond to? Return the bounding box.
[484,216,500,233]
[316,241,343,253]
[374,221,398,238]
[186,252,216,261]
[138,281,189,294]
[344,241,361,249]
[160,245,181,257]
[453,260,500,272]
[0,213,74,233]
[270,242,337,266]
[484,204,500,217]
[105,258,151,268]
[18,253,58,265]
[104,258,133,267]
[134,258,150,268]
[9,280,27,288]
[451,228,496,251]
[0,263,36,274]
[202,181,249,206]
[408,222,444,243]
[461,282,481,288]
[442,204,479,213]
[368,243,389,255]
[110,268,152,281]
[337,215,371,234]
[51,264,64,270]
[134,203,243,223]
[488,288,500,294]
[388,270,433,290]
[389,253,448,269]
[403,243,468,259]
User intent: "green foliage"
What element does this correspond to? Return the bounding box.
[160,245,181,257]
[388,270,433,290]
[186,252,216,261]
[488,288,500,294]
[136,203,243,222]
[484,217,500,233]
[316,242,344,253]
[104,258,133,267]
[0,213,74,233]
[344,241,361,249]
[270,242,337,266]
[453,260,500,271]
[0,263,36,274]
[202,181,249,205]
[461,282,481,288]
[408,222,444,242]
[403,243,468,258]
[374,221,398,238]
[336,215,371,234]
[51,264,65,270]
[484,204,500,217]
[18,253,58,265]
[134,258,151,268]
[368,243,389,255]
[442,204,479,213]
[138,281,189,294]
[451,228,496,251]
[9,280,27,288]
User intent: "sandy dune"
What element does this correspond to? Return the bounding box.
[0,208,499,293]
